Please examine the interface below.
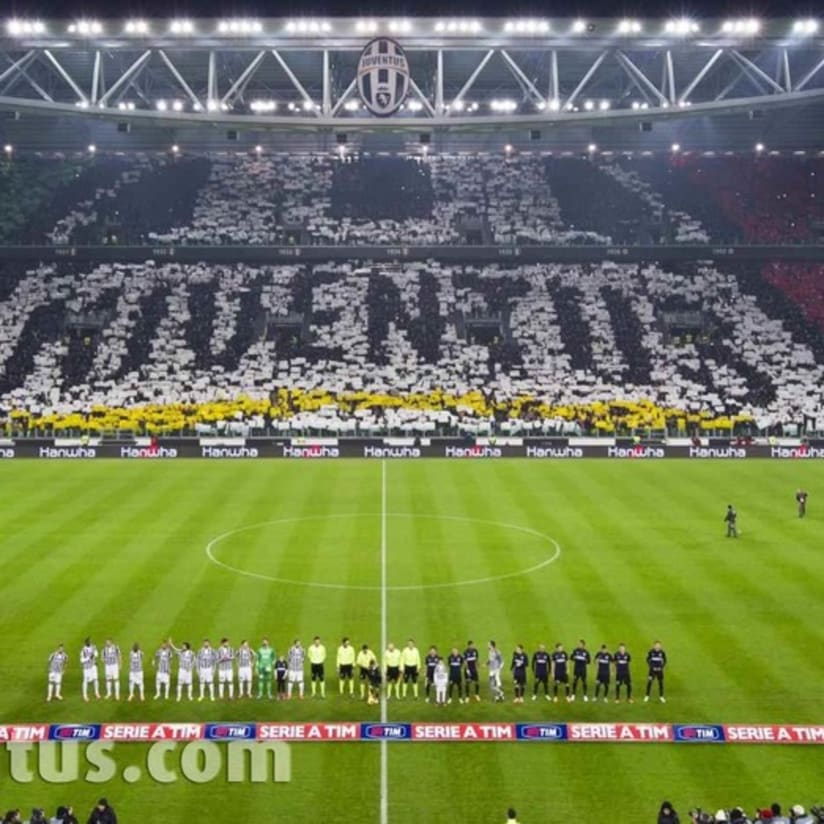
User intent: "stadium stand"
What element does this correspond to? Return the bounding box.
[607,154,824,330]
[0,256,821,436]
[1,152,824,438]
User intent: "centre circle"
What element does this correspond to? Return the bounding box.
[205,513,561,592]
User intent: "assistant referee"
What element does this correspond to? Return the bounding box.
[401,639,421,700]
[336,637,356,697]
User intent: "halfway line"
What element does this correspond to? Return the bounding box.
[380,460,389,824]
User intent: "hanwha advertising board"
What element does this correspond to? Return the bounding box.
[357,38,410,116]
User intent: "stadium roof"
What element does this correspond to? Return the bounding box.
[2,16,824,151]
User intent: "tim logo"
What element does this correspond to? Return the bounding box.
[204,724,256,741]
[49,724,101,741]
[361,724,411,740]
[673,725,724,742]
[518,724,567,741]
[357,38,410,116]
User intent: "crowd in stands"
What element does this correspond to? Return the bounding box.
[0,254,821,436]
[660,800,822,824]
[620,154,824,331]
[0,150,822,250]
[0,151,822,435]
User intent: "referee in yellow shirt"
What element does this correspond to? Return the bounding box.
[401,638,421,700]
[336,637,356,697]
[308,636,327,698]
[356,644,376,700]
[383,642,402,700]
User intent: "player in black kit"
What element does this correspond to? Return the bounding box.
[614,643,632,703]
[796,489,808,518]
[424,646,438,703]
[463,641,481,702]
[511,644,528,704]
[593,644,612,703]
[644,640,667,703]
[571,639,591,702]
[552,643,570,702]
[725,504,738,538]
[447,647,464,704]
[531,643,551,701]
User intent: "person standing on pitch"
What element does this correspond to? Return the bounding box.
[487,641,505,702]
[552,643,571,702]
[383,642,402,700]
[433,657,448,706]
[725,504,738,537]
[796,489,808,518]
[236,640,254,698]
[336,637,356,698]
[531,643,551,701]
[463,641,481,702]
[256,638,275,699]
[571,639,591,702]
[401,638,421,700]
[510,644,528,704]
[424,645,439,702]
[47,643,68,702]
[287,639,305,699]
[169,639,195,701]
[309,636,327,698]
[80,638,100,702]
[367,659,382,705]
[127,643,144,702]
[216,638,235,700]
[644,640,667,703]
[275,654,288,700]
[447,646,464,703]
[614,642,633,703]
[196,640,216,702]
[153,641,173,700]
[101,639,121,701]
[593,644,612,703]
[356,643,376,700]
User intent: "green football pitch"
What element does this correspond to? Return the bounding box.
[0,459,822,823]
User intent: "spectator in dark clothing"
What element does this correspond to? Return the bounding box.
[56,806,79,824]
[660,801,681,824]
[86,799,116,824]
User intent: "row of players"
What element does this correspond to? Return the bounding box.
[45,637,669,704]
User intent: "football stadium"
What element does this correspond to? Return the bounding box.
[0,11,824,824]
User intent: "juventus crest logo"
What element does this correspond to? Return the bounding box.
[357,38,411,117]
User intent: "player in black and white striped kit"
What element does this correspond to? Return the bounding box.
[287,640,305,700]
[47,644,68,702]
[80,638,100,702]
[197,640,217,702]
[217,638,235,700]
[170,640,195,701]
[101,639,121,701]
[128,643,145,702]
[236,640,254,698]
[153,641,173,700]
